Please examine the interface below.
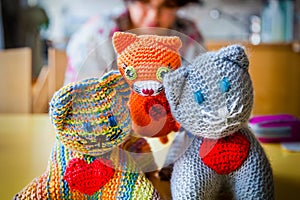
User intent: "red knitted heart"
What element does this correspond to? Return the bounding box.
[199,132,250,175]
[64,158,115,195]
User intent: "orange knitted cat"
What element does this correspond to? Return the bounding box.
[112,32,182,140]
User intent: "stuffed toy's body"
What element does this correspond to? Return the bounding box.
[112,32,182,140]
[163,45,274,199]
[14,71,161,200]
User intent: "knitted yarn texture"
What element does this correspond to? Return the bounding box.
[14,71,161,200]
[163,45,274,199]
[50,71,131,155]
[112,32,182,139]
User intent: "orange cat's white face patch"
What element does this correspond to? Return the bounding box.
[119,62,172,96]
[132,80,163,96]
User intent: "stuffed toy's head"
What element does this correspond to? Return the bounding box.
[163,45,253,139]
[112,32,182,139]
[113,31,182,90]
[49,71,131,156]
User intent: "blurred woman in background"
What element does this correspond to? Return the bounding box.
[64,0,205,84]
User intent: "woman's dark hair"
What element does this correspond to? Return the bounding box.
[123,0,203,8]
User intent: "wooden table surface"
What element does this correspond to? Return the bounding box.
[0,114,300,200]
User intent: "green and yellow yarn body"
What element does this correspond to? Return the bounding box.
[15,141,160,199]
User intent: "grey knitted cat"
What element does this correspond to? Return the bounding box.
[163,45,274,200]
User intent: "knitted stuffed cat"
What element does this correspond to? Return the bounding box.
[163,45,274,199]
[14,71,161,200]
[112,32,182,141]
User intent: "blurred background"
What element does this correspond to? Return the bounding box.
[0,0,300,116]
[1,0,299,79]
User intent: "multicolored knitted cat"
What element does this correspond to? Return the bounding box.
[112,32,182,141]
[163,45,274,199]
[14,71,161,200]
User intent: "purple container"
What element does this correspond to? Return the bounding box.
[249,114,300,143]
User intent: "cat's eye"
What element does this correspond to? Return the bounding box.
[83,122,93,132]
[219,77,230,93]
[108,115,118,127]
[194,90,205,105]
[124,65,137,80]
[156,67,171,82]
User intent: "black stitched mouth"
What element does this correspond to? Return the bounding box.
[77,140,84,145]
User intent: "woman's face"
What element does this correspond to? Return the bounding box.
[127,0,179,29]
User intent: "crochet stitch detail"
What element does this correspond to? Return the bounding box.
[163,45,274,199]
[112,32,182,139]
[199,131,250,174]
[64,158,115,195]
[14,71,162,200]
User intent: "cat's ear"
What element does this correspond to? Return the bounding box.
[112,32,138,54]
[218,45,249,70]
[49,83,75,131]
[103,71,131,103]
[163,66,188,108]
[158,36,182,51]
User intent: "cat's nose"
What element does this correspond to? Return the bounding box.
[142,89,154,96]
[218,106,229,118]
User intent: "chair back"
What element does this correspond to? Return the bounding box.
[32,48,67,113]
[47,48,67,101]
[0,48,32,113]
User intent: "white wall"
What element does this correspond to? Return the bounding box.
[39,0,124,47]
[39,0,264,47]
[181,0,263,41]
